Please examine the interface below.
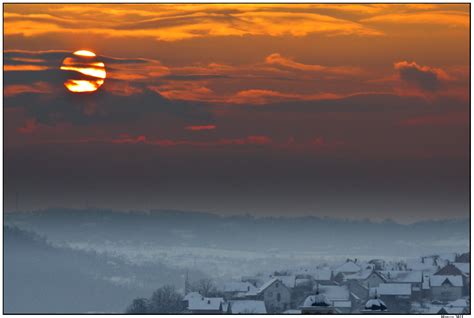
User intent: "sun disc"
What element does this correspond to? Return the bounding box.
[73,50,96,57]
[61,50,106,93]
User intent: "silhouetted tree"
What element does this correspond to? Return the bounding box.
[126,298,149,314]
[191,278,219,297]
[149,285,184,313]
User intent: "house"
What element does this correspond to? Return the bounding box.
[452,263,470,276]
[370,283,411,313]
[223,281,257,299]
[245,278,291,313]
[405,258,439,273]
[312,269,334,285]
[294,275,313,289]
[183,292,226,314]
[380,271,422,287]
[455,252,470,263]
[437,299,470,315]
[316,284,354,313]
[241,275,264,288]
[334,260,362,275]
[272,275,296,289]
[360,296,388,313]
[345,279,369,304]
[410,298,469,314]
[430,275,463,301]
[434,263,469,296]
[295,268,334,285]
[380,270,423,299]
[300,293,339,314]
[434,263,465,276]
[226,300,266,314]
[368,259,386,271]
[345,269,386,288]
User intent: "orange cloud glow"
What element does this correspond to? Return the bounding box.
[185,125,216,131]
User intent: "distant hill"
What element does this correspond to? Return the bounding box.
[4,225,201,313]
[5,208,469,257]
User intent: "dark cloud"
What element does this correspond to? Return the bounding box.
[4,50,213,126]
[4,50,155,67]
[394,61,442,91]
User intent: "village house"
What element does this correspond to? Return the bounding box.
[183,292,227,314]
[300,293,339,314]
[405,257,439,273]
[360,296,388,313]
[333,260,362,284]
[380,270,423,300]
[222,281,257,299]
[370,283,412,313]
[438,298,470,314]
[345,269,387,289]
[430,275,463,302]
[435,263,465,276]
[368,259,386,271]
[244,278,291,313]
[453,262,470,295]
[344,279,369,304]
[241,275,264,288]
[271,274,296,289]
[455,252,470,263]
[312,269,335,285]
[294,274,314,289]
[334,260,362,276]
[314,284,356,313]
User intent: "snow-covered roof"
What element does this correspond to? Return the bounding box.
[319,285,350,301]
[344,269,374,281]
[453,263,470,275]
[334,261,361,274]
[228,300,266,314]
[273,275,296,288]
[295,268,332,281]
[371,283,411,296]
[313,270,332,281]
[295,278,312,286]
[405,259,438,272]
[223,281,257,293]
[439,306,466,314]
[187,296,225,311]
[365,298,387,311]
[258,278,278,292]
[435,264,465,276]
[303,294,332,307]
[380,270,422,283]
[438,253,457,262]
[423,304,444,314]
[430,275,463,287]
[246,277,282,296]
[446,299,469,308]
[184,292,202,301]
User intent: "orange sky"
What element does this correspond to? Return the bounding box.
[4,4,469,103]
[3,4,470,220]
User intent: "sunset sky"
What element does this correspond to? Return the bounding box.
[4,4,470,222]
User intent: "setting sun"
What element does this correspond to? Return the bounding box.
[73,50,96,57]
[60,50,106,93]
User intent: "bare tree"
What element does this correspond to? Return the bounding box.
[126,298,149,314]
[190,278,219,297]
[149,285,185,313]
